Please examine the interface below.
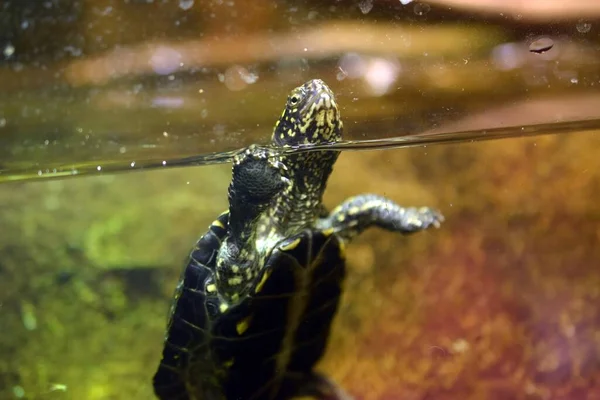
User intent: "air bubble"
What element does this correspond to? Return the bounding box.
[358,0,373,14]
[413,2,430,16]
[223,65,257,91]
[576,20,592,33]
[179,0,194,10]
[3,43,15,58]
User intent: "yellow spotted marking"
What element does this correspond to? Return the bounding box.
[206,284,217,293]
[336,214,345,222]
[228,276,242,285]
[231,265,239,273]
[287,128,295,137]
[322,227,335,237]
[211,219,225,229]
[231,293,239,302]
[223,359,234,368]
[219,303,229,313]
[236,315,253,335]
[280,238,301,251]
[338,240,347,258]
[255,269,272,294]
[315,109,325,127]
[348,206,360,215]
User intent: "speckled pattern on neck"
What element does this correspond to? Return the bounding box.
[268,79,343,235]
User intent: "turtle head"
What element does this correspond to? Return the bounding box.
[272,79,343,147]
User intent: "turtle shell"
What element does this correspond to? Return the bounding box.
[153,214,346,400]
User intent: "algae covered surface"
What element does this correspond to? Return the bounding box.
[1,130,600,399]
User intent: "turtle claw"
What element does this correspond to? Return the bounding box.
[417,207,445,229]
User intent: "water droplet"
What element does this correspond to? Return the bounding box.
[358,0,373,14]
[576,20,592,33]
[96,166,102,171]
[223,65,256,91]
[179,0,194,10]
[339,53,367,79]
[97,6,113,16]
[529,37,554,54]
[399,0,413,4]
[240,69,258,84]
[149,47,181,74]
[3,43,15,58]
[413,2,430,16]
[0,118,6,127]
[64,46,82,57]
[570,77,578,84]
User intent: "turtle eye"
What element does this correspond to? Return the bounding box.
[288,94,301,106]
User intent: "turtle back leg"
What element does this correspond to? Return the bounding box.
[318,193,443,242]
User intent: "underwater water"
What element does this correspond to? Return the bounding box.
[1,130,600,400]
[1,1,600,399]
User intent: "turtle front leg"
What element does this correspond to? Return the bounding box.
[318,194,443,242]
[289,372,354,400]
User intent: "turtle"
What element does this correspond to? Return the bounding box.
[152,79,444,400]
